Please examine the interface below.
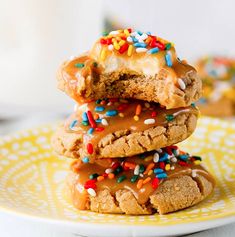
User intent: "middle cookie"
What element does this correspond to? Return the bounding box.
[52,98,198,161]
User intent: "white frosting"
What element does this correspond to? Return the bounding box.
[102,53,161,75]
[90,42,177,76]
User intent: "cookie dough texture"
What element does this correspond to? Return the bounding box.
[57,66,202,109]
[68,172,214,215]
[51,113,197,159]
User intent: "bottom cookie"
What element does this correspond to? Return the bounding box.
[67,146,215,215]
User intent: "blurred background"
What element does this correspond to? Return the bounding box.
[1,0,235,134]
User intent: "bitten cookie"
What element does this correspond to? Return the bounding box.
[51,99,198,160]
[67,146,215,215]
[57,29,202,109]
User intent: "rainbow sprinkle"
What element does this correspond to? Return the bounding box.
[75,63,84,68]
[82,146,202,194]
[69,120,78,130]
[98,29,173,66]
[68,98,193,163]
[82,157,89,163]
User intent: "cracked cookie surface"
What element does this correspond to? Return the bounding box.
[52,112,197,159]
[67,168,214,215]
[51,98,198,160]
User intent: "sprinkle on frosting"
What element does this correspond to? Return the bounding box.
[144,118,155,125]
[178,78,186,90]
[165,53,173,67]
[75,63,85,68]
[80,146,203,195]
[98,29,173,64]
[68,99,197,162]
[166,114,174,121]
[69,119,78,130]
[82,157,89,163]
[87,143,93,155]
[87,188,96,197]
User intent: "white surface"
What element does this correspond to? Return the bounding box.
[1,0,235,108]
[103,0,235,60]
[0,0,103,107]
[0,211,235,237]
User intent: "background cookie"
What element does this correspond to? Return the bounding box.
[196,56,235,117]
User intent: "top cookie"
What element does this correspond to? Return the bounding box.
[57,29,202,109]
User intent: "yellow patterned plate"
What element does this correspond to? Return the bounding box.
[0,117,235,237]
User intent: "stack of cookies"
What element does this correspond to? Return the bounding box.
[52,29,215,215]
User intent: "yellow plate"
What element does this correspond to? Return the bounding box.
[0,117,235,236]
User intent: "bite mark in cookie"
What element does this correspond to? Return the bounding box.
[57,29,202,108]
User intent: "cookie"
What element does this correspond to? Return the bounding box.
[67,146,215,215]
[57,29,202,109]
[195,56,235,117]
[51,99,198,160]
